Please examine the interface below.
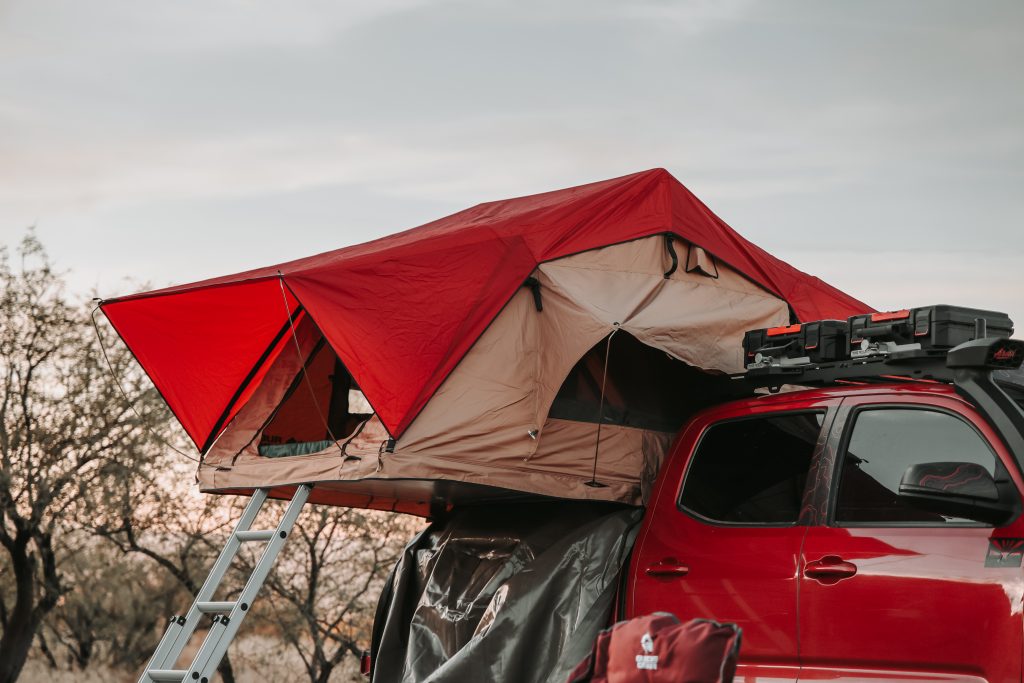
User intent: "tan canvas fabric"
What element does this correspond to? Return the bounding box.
[396,236,786,457]
[537,236,785,374]
[198,236,790,506]
[204,315,321,466]
[199,418,661,507]
[686,244,719,278]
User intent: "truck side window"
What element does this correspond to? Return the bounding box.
[835,409,1000,525]
[679,412,824,524]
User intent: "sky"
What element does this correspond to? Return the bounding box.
[1,0,1022,328]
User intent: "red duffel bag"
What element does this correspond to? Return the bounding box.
[566,612,741,683]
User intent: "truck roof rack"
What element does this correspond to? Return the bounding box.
[734,305,1023,393]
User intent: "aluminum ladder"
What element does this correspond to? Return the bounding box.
[139,484,311,683]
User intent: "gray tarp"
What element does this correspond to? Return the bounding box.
[370,502,643,683]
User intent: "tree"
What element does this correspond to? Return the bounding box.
[1,233,422,683]
[37,533,181,671]
[256,505,418,683]
[91,473,246,683]
[0,234,169,683]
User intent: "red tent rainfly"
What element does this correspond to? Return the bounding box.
[102,169,869,511]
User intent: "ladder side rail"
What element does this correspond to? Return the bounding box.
[189,484,312,683]
[142,488,270,679]
[141,617,187,682]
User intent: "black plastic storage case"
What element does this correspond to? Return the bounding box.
[744,320,850,364]
[849,305,1014,350]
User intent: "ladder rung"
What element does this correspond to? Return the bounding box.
[138,485,311,683]
[197,601,235,614]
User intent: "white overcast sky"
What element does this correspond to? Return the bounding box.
[2,0,1022,328]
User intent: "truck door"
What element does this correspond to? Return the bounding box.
[628,404,832,682]
[799,394,1024,683]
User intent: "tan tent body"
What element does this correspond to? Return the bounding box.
[200,237,789,512]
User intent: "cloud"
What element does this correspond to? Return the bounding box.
[1,0,443,55]
[605,0,755,33]
[1,0,1021,317]
[783,248,1024,333]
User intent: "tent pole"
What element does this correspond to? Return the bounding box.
[277,273,346,457]
[585,324,619,488]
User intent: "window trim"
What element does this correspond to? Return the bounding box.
[675,409,828,528]
[828,403,1015,529]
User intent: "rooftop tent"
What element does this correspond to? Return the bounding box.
[101,168,870,514]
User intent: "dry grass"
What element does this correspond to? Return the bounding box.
[19,635,364,683]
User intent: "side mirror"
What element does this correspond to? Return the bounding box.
[899,462,1014,525]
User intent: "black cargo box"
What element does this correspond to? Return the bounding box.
[849,305,1014,350]
[743,319,850,364]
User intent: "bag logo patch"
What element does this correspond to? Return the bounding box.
[635,632,658,670]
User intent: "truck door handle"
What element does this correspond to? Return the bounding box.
[645,559,689,577]
[804,555,857,584]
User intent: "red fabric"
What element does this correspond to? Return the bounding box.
[261,340,335,444]
[103,280,300,450]
[223,308,305,441]
[566,613,741,683]
[101,169,870,450]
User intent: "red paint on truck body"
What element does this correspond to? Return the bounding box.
[627,382,1024,683]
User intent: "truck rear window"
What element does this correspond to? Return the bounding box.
[679,412,824,524]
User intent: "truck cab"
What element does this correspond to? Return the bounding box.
[629,364,1024,681]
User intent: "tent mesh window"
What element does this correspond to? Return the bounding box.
[258,340,373,457]
[548,333,733,433]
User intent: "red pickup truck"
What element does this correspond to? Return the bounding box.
[629,378,1024,682]
[367,320,1024,683]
